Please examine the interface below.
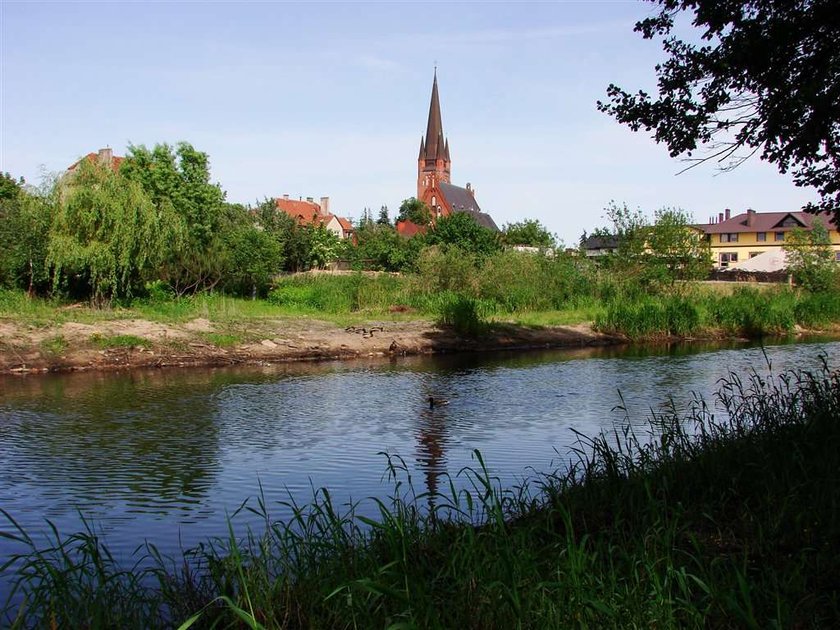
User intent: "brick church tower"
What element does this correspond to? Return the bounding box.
[417,70,451,214]
[395,70,498,236]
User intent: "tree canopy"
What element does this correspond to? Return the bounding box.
[49,159,180,302]
[598,0,840,220]
[425,212,501,258]
[397,198,432,226]
[502,219,557,249]
[784,220,838,292]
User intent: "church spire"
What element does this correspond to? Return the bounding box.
[417,69,451,199]
[424,69,444,162]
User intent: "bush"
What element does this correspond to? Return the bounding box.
[596,295,702,338]
[709,289,796,337]
[794,291,840,328]
[437,293,492,337]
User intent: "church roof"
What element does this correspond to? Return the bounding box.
[439,182,499,231]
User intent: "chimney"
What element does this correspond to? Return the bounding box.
[719,212,724,223]
[320,196,330,215]
[283,194,289,200]
[466,182,474,196]
[724,208,731,220]
[747,208,755,226]
[306,196,313,203]
[98,147,113,165]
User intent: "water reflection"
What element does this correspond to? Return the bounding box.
[0,370,226,520]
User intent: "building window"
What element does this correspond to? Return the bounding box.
[721,233,739,243]
[756,232,767,242]
[719,252,738,267]
[775,232,785,241]
[431,196,436,206]
[835,252,840,262]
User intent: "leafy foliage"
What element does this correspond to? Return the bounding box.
[121,143,227,294]
[49,160,180,303]
[397,197,431,226]
[598,0,840,219]
[0,173,52,294]
[425,211,501,258]
[646,207,711,281]
[784,220,839,292]
[218,206,283,297]
[596,202,711,284]
[502,218,557,248]
[348,221,421,272]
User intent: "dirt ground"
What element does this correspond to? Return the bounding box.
[0,316,621,375]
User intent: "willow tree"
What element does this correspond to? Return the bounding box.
[120,142,227,294]
[49,160,182,304]
[0,173,53,294]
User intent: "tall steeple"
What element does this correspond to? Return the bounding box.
[418,69,451,198]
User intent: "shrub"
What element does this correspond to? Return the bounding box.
[437,293,491,337]
[794,291,840,328]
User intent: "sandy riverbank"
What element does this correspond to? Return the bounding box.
[0,316,621,375]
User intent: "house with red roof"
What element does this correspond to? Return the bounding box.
[696,208,840,268]
[274,195,355,240]
[66,147,124,173]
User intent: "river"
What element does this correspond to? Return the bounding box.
[1,338,839,595]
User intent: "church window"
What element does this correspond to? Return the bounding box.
[431,196,436,206]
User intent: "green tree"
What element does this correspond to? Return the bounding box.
[603,201,648,263]
[377,204,392,227]
[349,221,420,271]
[307,224,341,270]
[120,142,227,294]
[425,212,501,258]
[598,0,840,219]
[220,210,283,297]
[0,172,25,201]
[646,208,711,281]
[398,198,432,226]
[502,219,557,249]
[0,174,52,294]
[784,221,838,292]
[49,159,181,303]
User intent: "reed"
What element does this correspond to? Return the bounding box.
[3,360,840,628]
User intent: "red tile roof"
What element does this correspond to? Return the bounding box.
[336,216,354,232]
[396,220,428,238]
[698,211,837,234]
[275,198,323,225]
[67,151,124,173]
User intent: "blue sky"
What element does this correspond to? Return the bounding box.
[1,1,817,244]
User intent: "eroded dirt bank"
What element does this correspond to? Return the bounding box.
[0,317,620,375]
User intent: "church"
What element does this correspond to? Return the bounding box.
[398,71,499,235]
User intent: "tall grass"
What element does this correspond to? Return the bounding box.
[3,361,840,628]
[4,252,840,339]
[595,287,826,339]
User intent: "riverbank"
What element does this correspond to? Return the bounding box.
[3,359,838,627]
[3,281,840,375]
[0,314,621,375]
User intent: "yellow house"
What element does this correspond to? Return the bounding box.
[697,209,840,268]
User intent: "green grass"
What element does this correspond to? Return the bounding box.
[39,335,69,356]
[4,270,840,344]
[89,334,153,350]
[3,361,840,628]
[202,332,243,348]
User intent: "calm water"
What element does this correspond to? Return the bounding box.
[1,338,839,590]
